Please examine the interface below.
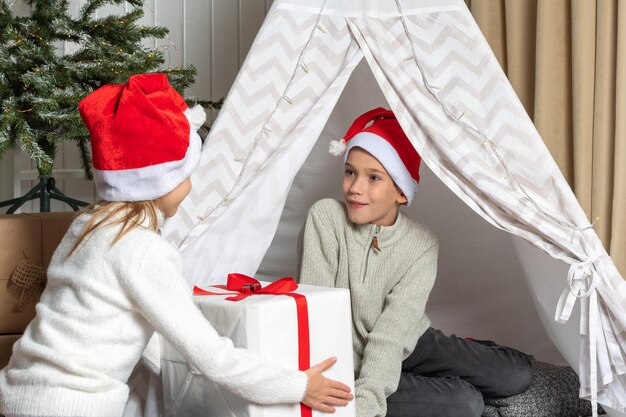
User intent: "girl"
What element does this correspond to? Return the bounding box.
[299,108,532,417]
[0,73,352,417]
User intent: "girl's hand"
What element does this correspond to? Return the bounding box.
[303,357,354,413]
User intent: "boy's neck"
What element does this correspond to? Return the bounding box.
[370,207,401,228]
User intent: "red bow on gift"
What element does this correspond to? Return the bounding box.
[193,273,298,301]
[193,273,312,417]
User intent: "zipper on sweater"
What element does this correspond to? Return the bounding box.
[362,226,381,283]
[372,232,380,253]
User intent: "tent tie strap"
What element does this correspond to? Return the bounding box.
[555,249,603,324]
[570,217,600,244]
[554,248,603,417]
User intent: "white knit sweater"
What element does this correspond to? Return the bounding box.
[0,211,307,417]
[299,199,439,417]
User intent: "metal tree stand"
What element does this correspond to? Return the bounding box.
[0,177,89,214]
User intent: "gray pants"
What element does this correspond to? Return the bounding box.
[386,328,533,417]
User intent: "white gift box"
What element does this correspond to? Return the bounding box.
[161,280,356,417]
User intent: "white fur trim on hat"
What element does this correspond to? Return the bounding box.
[94,130,201,202]
[345,132,418,205]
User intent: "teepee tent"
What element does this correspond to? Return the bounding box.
[162,0,626,415]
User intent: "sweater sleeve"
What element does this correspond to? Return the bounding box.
[356,241,439,417]
[298,200,340,287]
[119,235,308,405]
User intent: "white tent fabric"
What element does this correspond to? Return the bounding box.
[163,0,626,414]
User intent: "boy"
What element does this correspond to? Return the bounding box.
[299,108,532,417]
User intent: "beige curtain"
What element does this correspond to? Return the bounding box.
[466,0,626,276]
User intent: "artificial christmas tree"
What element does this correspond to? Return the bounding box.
[0,0,219,212]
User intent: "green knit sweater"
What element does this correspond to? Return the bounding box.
[298,198,439,417]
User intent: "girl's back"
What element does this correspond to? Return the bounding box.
[0,210,176,415]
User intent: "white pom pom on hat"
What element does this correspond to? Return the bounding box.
[328,139,347,156]
[330,107,422,205]
[79,73,206,202]
[184,104,207,131]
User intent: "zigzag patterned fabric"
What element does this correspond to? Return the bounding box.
[162,1,626,414]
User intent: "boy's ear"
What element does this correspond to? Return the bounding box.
[396,192,408,206]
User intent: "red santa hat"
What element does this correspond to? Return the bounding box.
[329,107,422,205]
[78,73,205,202]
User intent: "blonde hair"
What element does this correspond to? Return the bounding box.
[68,200,160,257]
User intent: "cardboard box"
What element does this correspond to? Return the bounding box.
[161,281,356,417]
[0,334,21,369]
[0,212,76,334]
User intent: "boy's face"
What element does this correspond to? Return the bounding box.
[342,147,407,227]
[156,177,192,217]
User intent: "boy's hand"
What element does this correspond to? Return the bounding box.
[303,357,354,413]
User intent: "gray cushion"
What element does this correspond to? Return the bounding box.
[482,360,604,417]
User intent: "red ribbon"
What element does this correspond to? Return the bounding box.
[194,273,312,417]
